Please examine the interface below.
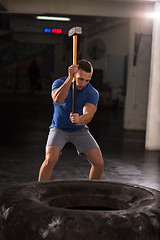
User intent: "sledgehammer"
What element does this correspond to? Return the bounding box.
[68,26,82,113]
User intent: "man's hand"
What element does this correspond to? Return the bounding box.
[70,112,80,125]
[68,65,78,79]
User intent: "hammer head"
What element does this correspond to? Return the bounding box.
[68,26,82,37]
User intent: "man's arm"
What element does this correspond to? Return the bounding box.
[70,103,97,125]
[52,76,72,105]
[52,65,78,105]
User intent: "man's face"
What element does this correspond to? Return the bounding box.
[76,69,92,90]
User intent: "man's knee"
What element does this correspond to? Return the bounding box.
[44,147,60,168]
[94,159,104,169]
[43,157,56,168]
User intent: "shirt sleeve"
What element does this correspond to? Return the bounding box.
[51,77,66,92]
[86,89,99,107]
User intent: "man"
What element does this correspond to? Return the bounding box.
[27,60,40,93]
[38,59,104,181]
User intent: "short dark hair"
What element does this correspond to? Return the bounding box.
[78,59,93,74]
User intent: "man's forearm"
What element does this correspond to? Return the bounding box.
[78,113,93,125]
[52,77,72,105]
[70,103,96,125]
[52,64,78,105]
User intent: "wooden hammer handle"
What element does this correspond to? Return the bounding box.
[73,35,77,68]
[72,35,77,113]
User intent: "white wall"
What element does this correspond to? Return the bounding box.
[124,18,152,130]
[145,2,160,150]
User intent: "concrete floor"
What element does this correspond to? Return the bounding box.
[0,90,160,193]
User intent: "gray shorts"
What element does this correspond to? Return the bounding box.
[46,126,99,154]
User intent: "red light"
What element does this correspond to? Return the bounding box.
[51,28,56,33]
[57,29,62,34]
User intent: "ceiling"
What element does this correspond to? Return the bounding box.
[0,0,155,38]
[0,0,155,16]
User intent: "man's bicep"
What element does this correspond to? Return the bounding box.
[83,103,97,116]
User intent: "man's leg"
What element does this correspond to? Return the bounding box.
[38,145,61,181]
[83,148,104,180]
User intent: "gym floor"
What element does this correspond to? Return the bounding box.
[0,90,160,193]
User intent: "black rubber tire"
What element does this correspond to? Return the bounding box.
[0,180,160,240]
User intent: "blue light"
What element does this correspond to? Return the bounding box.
[44,28,51,33]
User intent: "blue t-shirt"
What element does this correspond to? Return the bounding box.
[51,76,99,132]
